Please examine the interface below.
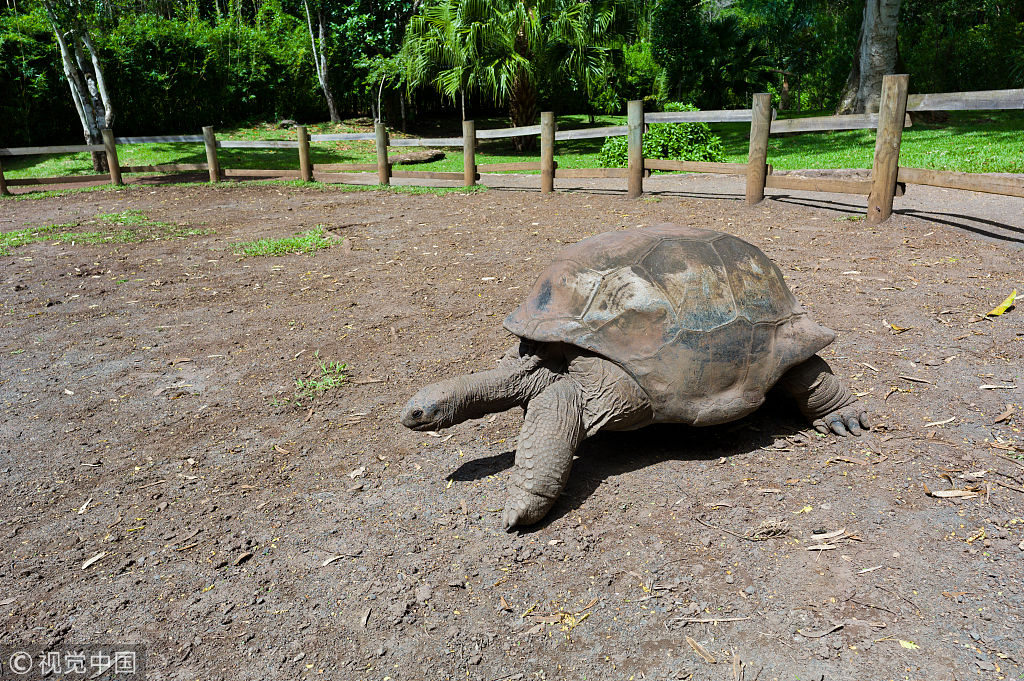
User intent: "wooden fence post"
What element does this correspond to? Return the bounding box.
[746,93,772,205]
[463,120,476,187]
[374,122,390,186]
[202,126,220,183]
[101,128,122,186]
[0,159,9,196]
[297,125,313,182]
[627,100,644,198]
[540,112,555,193]
[867,74,910,224]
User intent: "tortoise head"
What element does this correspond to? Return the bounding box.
[400,380,460,431]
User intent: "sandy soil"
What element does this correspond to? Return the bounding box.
[1,182,1022,680]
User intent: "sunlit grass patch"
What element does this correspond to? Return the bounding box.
[94,208,153,226]
[232,225,334,257]
[269,352,348,407]
[293,356,348,401]
[0,209,211,255]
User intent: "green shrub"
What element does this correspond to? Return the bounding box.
[598,102,724,168]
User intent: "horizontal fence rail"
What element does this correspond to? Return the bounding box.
[314,163,382,173]
[114,135,204,144]
[554,125,628,141]
[645,110,753,123]
[388,137,463,147]
[391,170,480,181]
[897,167,1024,198]
[644,159,749,174]
[309,132,377,142]
[477,161,546,172]
[1,144,104,156]
[770,112,912,134]
[217,140,299,149]
[222,168,302,177]
[121,163,209,173]
[475,125,543,139]
[1,85,1022,217]
[5,173,111,186]
[555,167,629,178]
[907,88,1024,111]
[765,174,873,195]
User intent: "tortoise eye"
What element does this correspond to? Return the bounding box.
[411,409,423,419]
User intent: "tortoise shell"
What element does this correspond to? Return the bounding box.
[504,223,835,425]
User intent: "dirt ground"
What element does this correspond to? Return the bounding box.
[1,181,1022,681]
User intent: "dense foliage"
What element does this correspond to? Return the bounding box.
[1,0,1023,145]
[0,0,416,145]
[598,102,725,167]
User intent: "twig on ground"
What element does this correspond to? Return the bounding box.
[676,616,751,625]
[876,584,922,616]
[993,452,1024,470]
[694,517,765,542]
[797,623,843,638]
[992,478,1024,494]
[686,636,716,664]
[849,598,898,615]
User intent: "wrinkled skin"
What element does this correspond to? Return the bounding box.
[401,343,868,530]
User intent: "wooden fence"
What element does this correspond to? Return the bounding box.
[1,79,1022,224]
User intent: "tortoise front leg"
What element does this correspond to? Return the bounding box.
[503,379,585,531]
[780,355,870,436]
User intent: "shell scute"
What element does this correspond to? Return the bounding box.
[712,236,797,323]
[639,237,736,332]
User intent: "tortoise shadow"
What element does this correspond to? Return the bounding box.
[444,390,808,531]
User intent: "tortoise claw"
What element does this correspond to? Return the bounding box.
[814,407,870,438]
[845,415,863,436]
[501,507,521,532]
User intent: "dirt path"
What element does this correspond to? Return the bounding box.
[1,184,1022,680]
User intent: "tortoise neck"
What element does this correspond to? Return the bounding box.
[449,352,561,423]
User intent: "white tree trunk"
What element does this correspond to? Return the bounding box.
[82,31,114,128]
[836,0,901,114]
[303,0,340,123]
[43,0,115,171]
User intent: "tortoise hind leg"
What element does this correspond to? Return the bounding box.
[503,380,585,531]
[780,355,870,436]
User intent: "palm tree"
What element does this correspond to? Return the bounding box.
[400,0,626,147]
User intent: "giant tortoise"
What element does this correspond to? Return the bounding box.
[401,223,868,530]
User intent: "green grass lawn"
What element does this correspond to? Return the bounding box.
[3,110,1022,182]
[712,110,1024,173]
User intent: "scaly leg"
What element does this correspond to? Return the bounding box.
[502,380,585,530]
[780,355,870,436]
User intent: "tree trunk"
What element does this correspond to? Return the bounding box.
[835,0,901,114]
[43,0,113,172]
[304,0,340,123]
[509,70,538,151]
